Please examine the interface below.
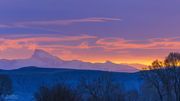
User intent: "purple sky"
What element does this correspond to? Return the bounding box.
[0,0,180,65]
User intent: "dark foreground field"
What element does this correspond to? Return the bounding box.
[0,66,142,101]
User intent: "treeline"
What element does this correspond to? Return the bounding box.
[0,75,12,101]
[142,52,180,101]
[34,52,180,101]
[34,74,126,101]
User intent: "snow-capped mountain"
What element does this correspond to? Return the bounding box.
[0,49,138,72]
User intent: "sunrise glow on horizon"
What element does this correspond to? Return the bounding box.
[0,0,180,67]
[0,34,175,66]
[1,1,180,101]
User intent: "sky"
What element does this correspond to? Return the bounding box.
[0,0,180,65]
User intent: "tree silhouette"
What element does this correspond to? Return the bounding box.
[0,75,13,101]
[34,84,81,101]
[79,73,125,101]
[142,52,180,101]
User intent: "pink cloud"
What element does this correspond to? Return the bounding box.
[0,34,97,51]
[18,17,121,26]
[96,37,180,50]
[0,34,179,65]
[0,17,122,28]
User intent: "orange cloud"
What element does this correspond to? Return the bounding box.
[96,37,180,50]
[0,35,179,65]
[0,34,96,51]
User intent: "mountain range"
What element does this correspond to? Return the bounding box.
[0,49,139,72]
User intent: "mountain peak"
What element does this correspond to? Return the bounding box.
[0,49,138,72]
[105,60,114,64]
[31,49,60,60]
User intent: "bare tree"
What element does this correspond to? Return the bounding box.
[79,73,125,101]
[0,75,13,101]
[34,84,81,101]
[125,90,138,101]
[142,52,180,101]
[164,52,180,101]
